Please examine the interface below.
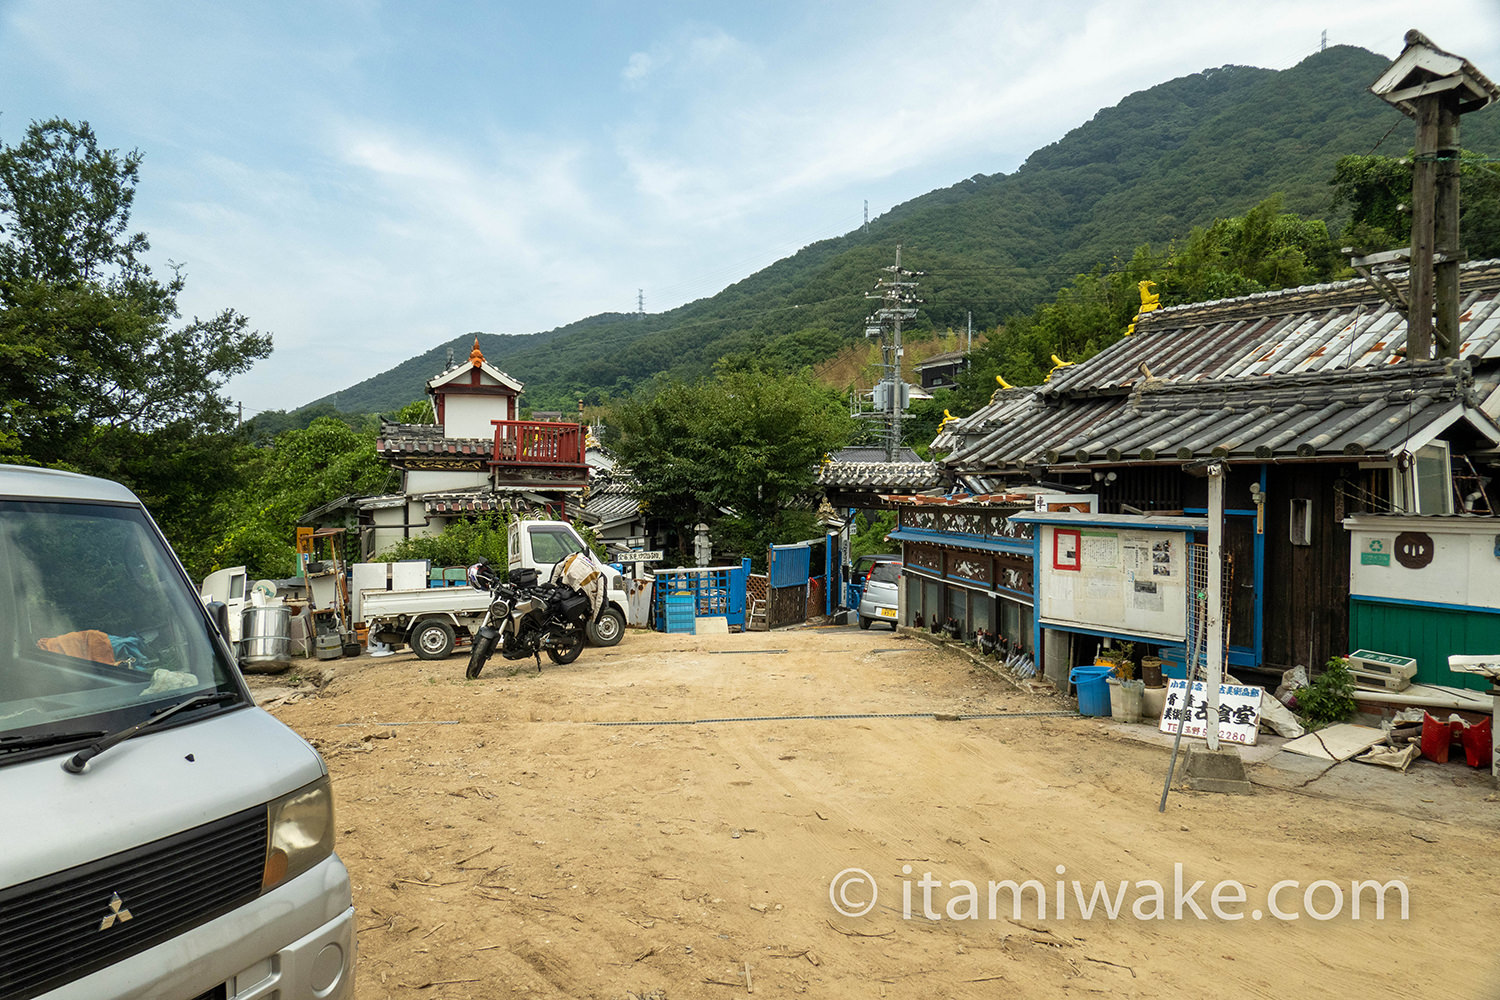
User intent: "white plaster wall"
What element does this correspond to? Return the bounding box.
[1346,516,1500,610]
[444,393,512,438]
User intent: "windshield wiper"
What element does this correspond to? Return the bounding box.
[0,730,107,754]
[62,691,239,774]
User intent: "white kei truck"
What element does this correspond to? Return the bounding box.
[361,520,628,658]
[0,465,354,1000]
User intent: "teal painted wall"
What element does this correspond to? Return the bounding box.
[1348,599,1500,691]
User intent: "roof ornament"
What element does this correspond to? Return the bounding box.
[469,336,485,367]
[1044,354,1075,382]
[1124,280,1161,336]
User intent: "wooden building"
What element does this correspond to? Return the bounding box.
[935,261,1500,685]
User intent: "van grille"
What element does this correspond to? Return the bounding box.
[0,805,267,1000]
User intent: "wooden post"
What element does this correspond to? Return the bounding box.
[1408,95,1439,361]
[1206,467,1225,752]
[1435,96,1462,357]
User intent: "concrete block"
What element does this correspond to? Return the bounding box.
[1183,747,1253,795]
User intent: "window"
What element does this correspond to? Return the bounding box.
[1391,442,1454,515]
[1413,442,1453,515]
[0,501,237,740]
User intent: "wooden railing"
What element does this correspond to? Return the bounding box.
[490,420,585,467]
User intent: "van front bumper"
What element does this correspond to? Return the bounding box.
[42,853,355,1000]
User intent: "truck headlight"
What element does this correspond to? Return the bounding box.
[262,775,336,892]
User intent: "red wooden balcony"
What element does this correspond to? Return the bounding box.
[490,419,586,467]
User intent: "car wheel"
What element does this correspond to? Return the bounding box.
[858,616,872,630]
[586,606,625,646]
[412,619,456,659]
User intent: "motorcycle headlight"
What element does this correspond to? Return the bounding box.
[262,775,336,892]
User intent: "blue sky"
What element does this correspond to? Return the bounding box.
[4,1,1500,413]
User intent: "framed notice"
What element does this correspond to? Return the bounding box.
[1054,529,1081,571]
[1157,679,1263,745]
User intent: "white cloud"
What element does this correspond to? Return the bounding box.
[8,0,1500,411]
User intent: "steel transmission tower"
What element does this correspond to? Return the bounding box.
[863,246,922,461]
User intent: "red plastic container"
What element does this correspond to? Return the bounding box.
[1462,716,1493,769]
[1420,713,1452,764]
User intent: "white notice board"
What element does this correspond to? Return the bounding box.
[1038,525,1188,641]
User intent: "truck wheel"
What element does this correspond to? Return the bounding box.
[586,607,626,647]
[412,619,456,659]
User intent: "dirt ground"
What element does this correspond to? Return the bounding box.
[257,627,1500,999]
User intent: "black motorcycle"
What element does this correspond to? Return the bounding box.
[464,562,592,678]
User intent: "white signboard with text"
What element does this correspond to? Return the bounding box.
[1158,679,1263,746]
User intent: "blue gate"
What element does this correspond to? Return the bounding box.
[767,543,813,629]
[653,559,752,631]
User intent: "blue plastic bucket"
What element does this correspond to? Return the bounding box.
[1069,665,1116,717]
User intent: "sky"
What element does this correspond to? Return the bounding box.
[4,1,1500,414]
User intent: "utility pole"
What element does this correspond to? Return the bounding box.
[863,200,869,233]
[636,289,645,319]
[864,246,922,461]
[1369,31,1499,360]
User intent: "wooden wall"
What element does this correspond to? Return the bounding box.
[1261,464,1352,672]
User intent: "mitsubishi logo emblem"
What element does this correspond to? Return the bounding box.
[99,892,133,930]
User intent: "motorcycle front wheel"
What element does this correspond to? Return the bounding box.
[546,627,584,665]
[466,629,498,679]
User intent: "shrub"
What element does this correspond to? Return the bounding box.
[1294,656,1357,729]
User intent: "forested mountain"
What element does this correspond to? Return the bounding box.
[307,45,1500,415]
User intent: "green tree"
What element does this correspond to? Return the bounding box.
[0,117,271,472]
[949,196,1349,418]
[614,367,854,564]
[212,417,394,577]
[1331,150,1500,260]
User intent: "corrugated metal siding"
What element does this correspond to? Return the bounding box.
[1349,599,1500,691]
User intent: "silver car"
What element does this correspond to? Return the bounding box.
[0,465,355,999]
[857,560,901,630]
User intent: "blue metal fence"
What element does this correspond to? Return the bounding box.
[652,559,752,631]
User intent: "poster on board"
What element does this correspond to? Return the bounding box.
[1038,524,1189,641]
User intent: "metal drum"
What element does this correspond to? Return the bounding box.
[241,605,293,671]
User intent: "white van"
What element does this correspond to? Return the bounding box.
[0,466,354,1000]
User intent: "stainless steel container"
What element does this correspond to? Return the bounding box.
[241,604,293,671]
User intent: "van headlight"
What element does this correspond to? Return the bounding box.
[262,775,336,892]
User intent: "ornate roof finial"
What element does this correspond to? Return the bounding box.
[469,336,485,367]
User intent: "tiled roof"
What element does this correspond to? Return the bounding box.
[577,480,641,525]
[915,350,968,369]
[817,461,943,490]
[422,487,576,516]
[941,361,1500,472]
[832,445,925,463]
[1043,259,1500,397]
[377,421,492,458]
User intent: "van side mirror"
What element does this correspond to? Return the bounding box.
[207,600,232,644]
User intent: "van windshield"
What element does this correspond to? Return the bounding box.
[530,527,586,565]
[0,500,240,747]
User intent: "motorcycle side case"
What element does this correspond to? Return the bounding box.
[555,589,592,624]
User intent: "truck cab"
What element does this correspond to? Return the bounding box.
[508,520,628,646]
[0,466,354,999]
